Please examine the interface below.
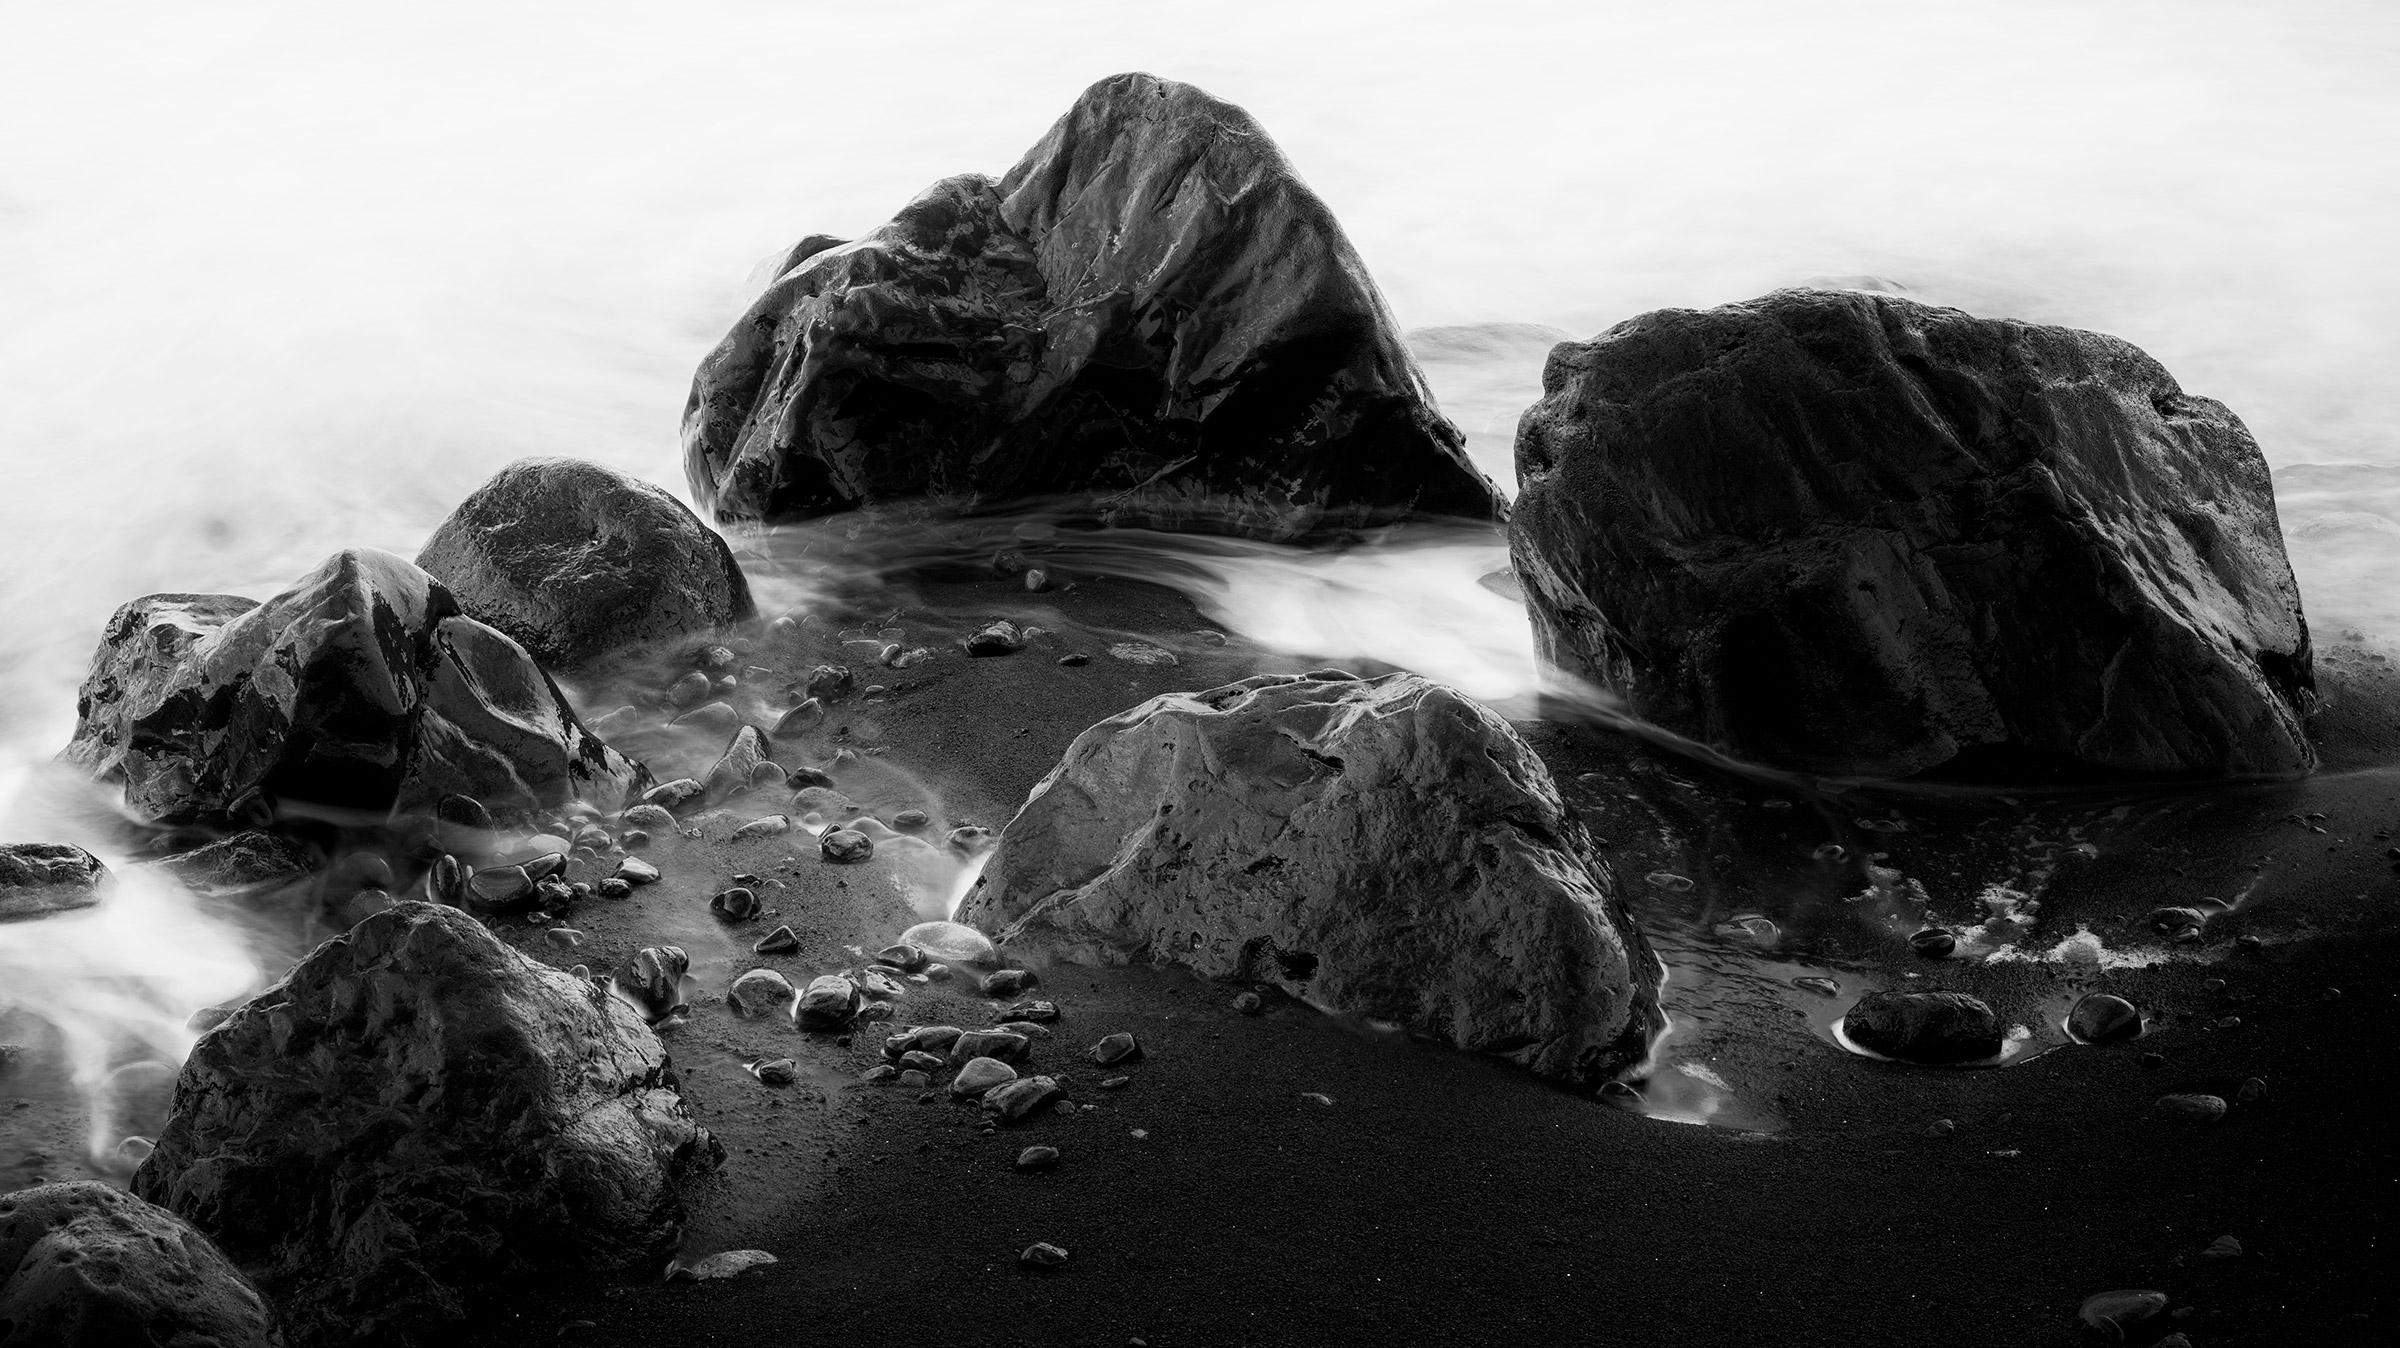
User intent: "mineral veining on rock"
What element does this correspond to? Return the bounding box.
[132,902,719,1344]
[960,672,1660,1085]
[415,457,754,671]
[1509,287,2316,779]
[682,72,1500,540]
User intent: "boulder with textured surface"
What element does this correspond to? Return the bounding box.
[682,72,1498,540]
[415,457,754,671]
[59,549,646,827]
[132,902,718,1345]
[0,1181,282,1348]
[0,843,109,923]
[1842,990,2003,1064]
[1509,287,2315,780]
[959,672,1658,1086]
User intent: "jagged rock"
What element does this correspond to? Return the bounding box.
[136,832,316,900]
[58,550,647,828]
[0,844,110,923]
[1509,288,2315,779]
[133,904,719,1343]
[704,726,774,805]
[613,945,690,1024]
[961,672,1660,1086]
[0,1180,283,1347]
[682,72,1499,540]
[414,457,754,671]
[1842,990,2003,1064]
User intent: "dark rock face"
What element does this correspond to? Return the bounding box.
[0,843,109,923]
[0,1180,283,1347]
[683,72,1500,540]
[959,672,1659,1086]
[1510,288,2315,780]
[1842,990,2003,1063]
[414,457,755,671]
[142,831,314,894]
[132,902,717,1345]
[60,549,646,827]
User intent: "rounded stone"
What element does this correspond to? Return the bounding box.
[820,829,873,863]
[728,969,797,1018]
[952,1057,1018,1097]
[898,920,997,965]
[1908,927,1957,959]
[1841,990,2002,1064]
[2067,992,2141,1043]
[1015,1145,1060,1171]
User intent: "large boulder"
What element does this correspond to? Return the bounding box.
[1509,288,2315,779]
[0,843,109,923]
[59,549,647,827]
[414,457,755,671]
[683,72,1500,540]
[0,1180,282,1347]
[132,902,718,1344]
[957,672,1658,1086]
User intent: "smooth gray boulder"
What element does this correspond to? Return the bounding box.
[132,902,718,1344]
[682,72,1499,540]
[0,843,109,923]
[1509,287,2315,780]
[0,1180,282,1347]
[415,457,754,671]
[59,549,647,827]
[959,672,1659,1086]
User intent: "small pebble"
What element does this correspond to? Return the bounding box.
[1909,928,1957,959]
[1233,992,1263,1016]
[1057,653,1089,667]
[952,1057,1018,1097]
[728,968,796,1018]
[2067,993,2141,1043]
[667,671,710,709]
[2202,1235,2243,1260]
[821,829,873,863]
[1644,871,1694,892]
[597,878,634,900]
[1300,1092,1334,1107]
[1019,1242,1068,1270]
[543,927,585,950]
[1023,569,1048,592]
[1016,1145,1060,1171]
[2078,1290,2167,1339]
[892,809,930,831]
[1923,1118,1957,1139]
[749,762,788,791]
[614,857,661,886]
[1099,1075,1132,1090]
[1090,1032,1142,1066]
[710,887,760,922]
[859,1064,899,1084]
[753,925,799,955]
[899,1051,945,1074]
[773,699,825,736]
[2236,1076,2267,1104]
[898,1070,931,1089]
[732,816,791,840]
[982,969,1035,997]
[2152,1093,2228,1123]
[998,998,1057,1022]
[749,1058,799,1087]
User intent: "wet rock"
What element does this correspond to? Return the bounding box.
[1019,1241,1068,1270]
[1089,1032,1141,1066]
[1509,287,2313,780]
[947,825,995,852]
[2068,993,2142,1043]
[597,878,634,900]
[962,621,1025,657]
[710,887,759,922]
[1015,1145,1059,1172]
[750,762,788,793]
[950,1030,1031,1065]
[875,942,930,972]
[964,672,1657,1085]
[60,551,647,828]
[819,829,873,863]
[1842,990,2002,1064]
[892,809,930,831]
[899,921,997,966]
[414,457,753,672]
[885,1026,963,1058]
[612,946,690,1024]
[621,803,676,833]
[641,779,705,812]
[859,968,907,999]
[1907,928,1957,959]
[672,1249,778,1282]
[132,903,718,1343]
[2078,1289,2168,1340]
[667,672,711,710]
[923,963,951,982]
[803,665,854,703]
[467,864,536,909]
[704,726,774,805]
[746,1060,798,1087]
[672,701,740,735]
[753,925,799,955]
[0,843,111,922]
[2152,1093,2228,1123]
[983,1075,1063,1123]
[998,999,1058,1023]
[795,975,861,1029]
[727,969,796,1018]
[981,969,1035,997]
[0,1180,282,1348]
[952,1058,1018,1098]
[682,74,1498,541]
[772,699,825,737]
[2150,906,2211,937]
[613,857,660,886]
[731,815,791,841]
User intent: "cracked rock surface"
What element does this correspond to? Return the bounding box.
[132,902,719,1346]
[959,672,1659,1086]
[1509,287,2315,780]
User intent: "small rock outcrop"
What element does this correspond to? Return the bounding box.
[959,672,1658,1086]
[0,843,109,923]
[59,549,646,827]
[1509,287,2315,780]
[132,902,718,1344]
[0,1180,283,1347]
[414,457,754,671]
[683,72,1499,540]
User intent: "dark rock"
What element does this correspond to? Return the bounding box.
[0,844,110,923]
[980,969,1034,997]
[1018,1241,1068,1270]
[667,672,710,710]
[859,1064,899,1084]
[2068,993,2142,1043]
[962,621,1024,657]
[951,1058,1017,1098]
[1089,1032,1141,1066]
[753,925,799,955]
[1057,653,1089,667]
[1842,990,2003,1064]
[1232,991,1264,1016]
[612,945,689,1024]
[982,1075,1063,1123]
[60,550,647,828]
[1509,288,2314,779]
[414,457,753,672]
[819,829,872,863]
[795,975,860,1029]
[709,887,759,922]
[0,1180,283,1347]
[997,999,1058,1023]
[641,779,704,812]
[949,1030,1031,1066]
[875,942,930,972]
[884,1026,963,1059]
[960,672,1660,1086]
[704,726,773,805]
[1014,1145,1060,1172]
[132,904,718,1343]
[1908,927,1957,959]
[802,666,853,703]
[596,878,634,901]
[682,73,1499,541]
[2153,1093,2228,1122]
[746,1060,798,1088]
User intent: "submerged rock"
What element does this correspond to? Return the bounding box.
[1842,990,2003,1064]
[0,1180,283,1347]
[0,843,110,923]
[682,73,1499,540]
[59,550,647,828]
[959,672,1659,1086]
[1509,288,2315,779]
[414,457,754,672]
[132,903,719,1344]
